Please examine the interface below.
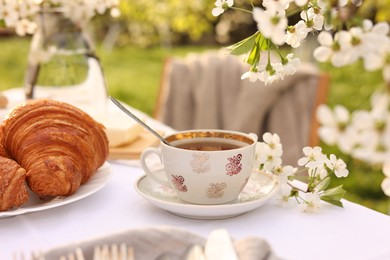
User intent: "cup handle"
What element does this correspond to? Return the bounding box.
[140,147,171,188]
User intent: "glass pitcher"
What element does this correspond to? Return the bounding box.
[24,7,108,112]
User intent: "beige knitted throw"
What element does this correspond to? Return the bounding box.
[156,50,321,166]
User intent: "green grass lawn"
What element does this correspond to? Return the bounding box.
[1,36,389,214]
[100,44,218,115]
[0,37,211,115]
[0,37,30,89]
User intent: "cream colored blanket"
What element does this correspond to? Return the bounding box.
[157,50,321,166]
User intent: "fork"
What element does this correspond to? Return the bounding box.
[59,247,85,260]
[93,243,134,260]
[183,245,205,260]
[13,250,45,260]
[15,244,134,260]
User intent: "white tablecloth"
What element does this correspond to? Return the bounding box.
[1,89,390,259]
[1,161,390,260]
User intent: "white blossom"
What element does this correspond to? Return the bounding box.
[255,142,282,171]
[212,0,234,17]
[298,146,327,169]
[383,65,390,83]
[15,18,37,36]
[381,178,390,197]
[262,132,282,151]
[361,21,390,71]
[314,31,351,67]
[326,154,349,178]
[110,7,121,18]
[382,161,390,196]
[316,104,350,146]
[273,165,296,185]
[338,27,366,65]
[294,0,309,6]
[241,67,264,82]
[338,0,349,7]
[253,7,287,46]
[298,192,322,213]
[284,20,310,48]
[281,53,301,77]
[255,132,284,171]
[275,183,295,207]
[300,7,325,31]
[262,0,290,16]
[336,126,359,154]
[1,2,19,27]
[0,0,120,36]
[262,63,285,85]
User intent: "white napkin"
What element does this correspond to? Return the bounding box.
[42,226,281,260]
[204,229,238,260]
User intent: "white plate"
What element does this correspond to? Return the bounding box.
[135,169,279,220]
[0,162,111,218]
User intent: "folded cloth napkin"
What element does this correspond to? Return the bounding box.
[42,226,281,260]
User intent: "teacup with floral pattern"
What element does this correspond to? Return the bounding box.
[140,129,258,205]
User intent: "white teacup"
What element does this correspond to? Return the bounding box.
[140,129,258,205]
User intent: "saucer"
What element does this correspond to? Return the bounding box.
[134,169,279,220]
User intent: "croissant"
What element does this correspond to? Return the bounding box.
[1,99,109,197]
[0,155,28,211]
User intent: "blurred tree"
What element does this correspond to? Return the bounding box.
[357,0,390,22]
[113,0,216,47]
[92,0,390,48]
[96,0,261,48]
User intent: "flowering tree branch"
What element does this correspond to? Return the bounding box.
[255,133,348,213]
[212,0,390,86]
[0,0,120,36]
[213,0,390,199]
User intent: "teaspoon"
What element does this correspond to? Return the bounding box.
[109,96,170,146]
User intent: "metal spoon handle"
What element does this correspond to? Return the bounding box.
[109,96,170,146]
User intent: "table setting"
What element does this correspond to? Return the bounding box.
[0,87,390,260]
[2,0,390,259]
[2,157,390,260]
[39,228,278,260]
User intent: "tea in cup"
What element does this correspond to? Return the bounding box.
[140,129,258,205]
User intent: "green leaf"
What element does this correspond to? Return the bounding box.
[257,35,270,51]
[315,176,331,192]
[227,32,258,55]
[290,174,309,183]
[320,185,346,208]
[320,197,344,208]
[321,185,346,201]
[246,41,260,66]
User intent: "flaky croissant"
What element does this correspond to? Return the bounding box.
[0,154,28,211]
[1,99,109,197]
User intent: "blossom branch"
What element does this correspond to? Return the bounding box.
[212,0,390,87]
[255,132,349,213]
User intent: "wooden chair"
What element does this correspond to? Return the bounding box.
[154,50,330,166]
